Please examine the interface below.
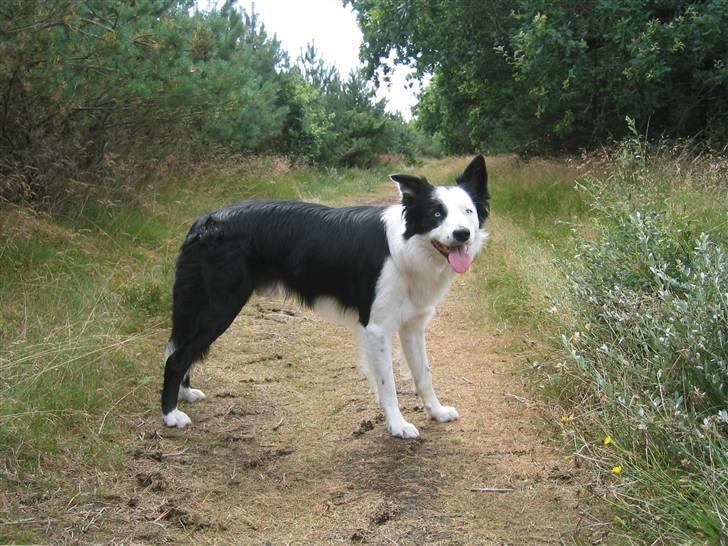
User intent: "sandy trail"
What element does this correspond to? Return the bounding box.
[94,183,596,546]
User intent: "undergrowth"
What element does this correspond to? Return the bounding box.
[553,138,728,543]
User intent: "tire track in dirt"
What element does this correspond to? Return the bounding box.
[115,182,594,545]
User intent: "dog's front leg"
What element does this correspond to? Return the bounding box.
[360,325,420,439]
[400,315,459,423]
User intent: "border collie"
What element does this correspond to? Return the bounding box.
[162,155,489,439]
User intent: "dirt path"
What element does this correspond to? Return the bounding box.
[94,185,591,545]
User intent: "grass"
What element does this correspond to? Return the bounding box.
[0,155,409,543]
[470,156,587,333]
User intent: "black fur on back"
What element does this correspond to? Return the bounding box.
[175,200,390,331]
[162,200,391,415]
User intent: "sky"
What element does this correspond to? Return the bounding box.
[223,0,423,119]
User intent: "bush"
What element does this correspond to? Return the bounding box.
[557,150,728,542]
[0,4,425,207]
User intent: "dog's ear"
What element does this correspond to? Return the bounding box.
[390,174,431,201]
[457,155,490,223]
[457,155,489,202]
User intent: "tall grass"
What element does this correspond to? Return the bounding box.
[554,141,728,543]
[0,203,173,477]
[473,156,587,333]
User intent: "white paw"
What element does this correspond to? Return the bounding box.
[163,409,191,428]
[427,404,460,422]
[179,386,206,403]
[389,420,420,439]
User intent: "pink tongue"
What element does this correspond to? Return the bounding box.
[448,247,473,274]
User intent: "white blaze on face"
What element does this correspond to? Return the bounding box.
[431,186,484,274]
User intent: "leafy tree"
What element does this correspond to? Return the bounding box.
[348,0,728,154]
[285,44,390,166]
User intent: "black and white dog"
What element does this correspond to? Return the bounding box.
[162,155,489,439]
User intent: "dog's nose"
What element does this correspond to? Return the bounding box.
[453,228,470,242]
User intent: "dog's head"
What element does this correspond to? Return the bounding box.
[390,155,489,274]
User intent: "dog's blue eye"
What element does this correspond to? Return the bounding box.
[434,211,441,217]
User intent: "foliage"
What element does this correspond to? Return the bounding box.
[0,2,430,206]
[284,44,440,166]
[348,0,728,154]
[556,146,728,542]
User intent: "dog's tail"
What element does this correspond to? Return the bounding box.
[166,214,236,361]
[168,237,208,359]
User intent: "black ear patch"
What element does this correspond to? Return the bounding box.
[390,173,445,239]
[457,155,490,225]
[390,174,430,199]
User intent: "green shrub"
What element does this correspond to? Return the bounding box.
[0,3,422,207]
[557,168,728,542]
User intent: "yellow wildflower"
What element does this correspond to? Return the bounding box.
[561,415,570,424]
[611,465,622,475]
[603,435,613,446]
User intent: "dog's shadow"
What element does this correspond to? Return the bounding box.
[340,423,457,502]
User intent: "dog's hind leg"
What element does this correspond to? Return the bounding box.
[162,286,252,428]
[399,311,459,423]
[162,338,210,428]
[179,371,206,403]
[164,341,206,404]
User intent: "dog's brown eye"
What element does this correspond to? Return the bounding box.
[465,208,473,215]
